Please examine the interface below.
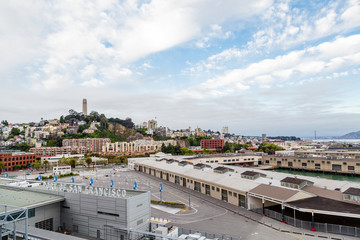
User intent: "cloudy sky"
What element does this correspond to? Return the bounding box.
[1,0,360,137]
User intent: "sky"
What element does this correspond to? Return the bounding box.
[1,0,360,137]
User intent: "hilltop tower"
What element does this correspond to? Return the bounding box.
[83,99,87,116]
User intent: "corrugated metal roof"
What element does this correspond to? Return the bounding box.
[249,184,299,201]
[135,159,259,193]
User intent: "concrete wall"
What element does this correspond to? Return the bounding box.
[29,202,61,231]
[58,190,150,239]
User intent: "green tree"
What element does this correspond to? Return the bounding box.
[1,120,8,126]
[85,157,92,167]
[11,128,21,136]
[13,165,21,170]
[0,162,5,173]
[69,158,76,168]
[43,160,50,172]
[33,161,42,170]
[257,143,284,154]
[9,143,32,152]
[60,115,65,123]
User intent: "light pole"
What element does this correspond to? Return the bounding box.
[188,184,191,208]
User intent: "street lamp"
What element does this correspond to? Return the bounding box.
[188,184,191,208]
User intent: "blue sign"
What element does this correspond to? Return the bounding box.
[93,163,95,171]
[54,176,58,182]
[133,181,137,190]
[159,183,163,192]
[89,178,93,186]
[38,175,42,181]
[110,180,114,188]
[71,177,75,183]
[4,173,8,178]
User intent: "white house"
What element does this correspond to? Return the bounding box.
[53,164,71,175]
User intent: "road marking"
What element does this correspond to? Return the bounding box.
[286,232,305,240]
[168,191,199,207]
[151,193,160,200]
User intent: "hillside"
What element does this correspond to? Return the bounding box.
[339,130,360,139]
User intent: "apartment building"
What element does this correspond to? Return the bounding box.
[200,139,225,149]
[263,154,360,175]
[0,152,36,171]
[62,138,111,153]
[30,147,72,156]
[102,139,177,154]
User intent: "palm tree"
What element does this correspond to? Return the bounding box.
[43,160,50,173]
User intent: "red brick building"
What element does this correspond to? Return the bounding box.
[200,139,225,150]
[0,152,36,171]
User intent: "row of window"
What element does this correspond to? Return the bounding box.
[2,161,33,166]
[142,166,242,200]
[1,156,35,161]
[344,194,360,202]
[270,158,360,167]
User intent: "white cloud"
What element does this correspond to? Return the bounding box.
[81,79,105,87]
[186,34,360,97]
[0,0,273,90]
[195,24,233,48]
[245,0,360,52]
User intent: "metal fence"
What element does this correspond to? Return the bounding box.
[178,228,242,240]
[103,225,243,240]
[251,207,360,237]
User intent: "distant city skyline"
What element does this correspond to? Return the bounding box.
[1,0,360,137]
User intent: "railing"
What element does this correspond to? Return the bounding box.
[178,228,242,240]
[251,207,360,237]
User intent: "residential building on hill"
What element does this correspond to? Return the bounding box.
[200,139,225,150]
[63,138,111,153]
[102,139,176,155]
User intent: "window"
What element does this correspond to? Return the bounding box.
[233,193,237,197]
[332,164,342,171]
[28,208,35,218]
[97,211,119,217]
[212,186,215,190]
[348,166,355,171]
[229,191,232,196]
[216,187,220,192]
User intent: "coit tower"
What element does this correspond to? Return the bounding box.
[83,99,87,116]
